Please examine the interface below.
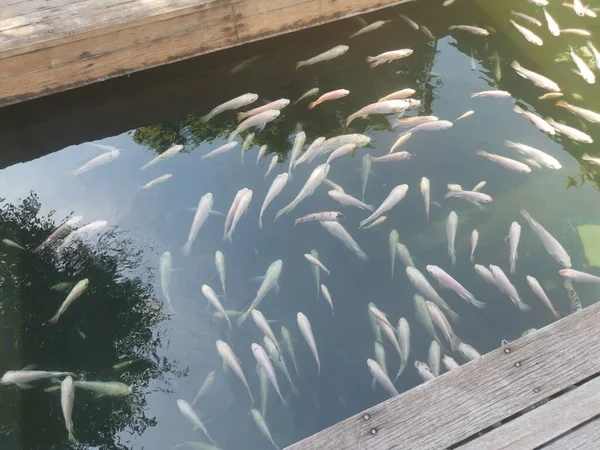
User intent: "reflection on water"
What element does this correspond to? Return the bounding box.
[2,0,600,448]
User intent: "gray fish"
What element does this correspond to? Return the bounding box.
[281,326,300,376]
[367,359,398,397]
[251,409,280,450]
[191,371,215,406]
[293,87,320,105]
[526,276,560,319]
[238,260,283,324]
[359,185,408,229]
[274,164,330,220]
[288,132,306,176]
[407,267,459,323]
[215,251,227,299]
[183,193,214,256]
[295,211,344,227]
[520,209,571,267]
[489,265,532,312]
[297,312,320,374]
[60,376,77,443]
[201,93,258,123]
[259,174,289,229]
[229,110,280,142]
[321,221,369,262]
[216,341,253,403]
[310,249,321,299]
[389,230,399,279]
[296,45,349,69]
[49,279,89,325]
[447,211,458,266]
[140,144,183,170]
[176,399,216,445]
[428,341,441,377]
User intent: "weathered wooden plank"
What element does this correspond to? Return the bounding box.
[287,302,600,450]
[458,376,600,450]
[543,417,600,450]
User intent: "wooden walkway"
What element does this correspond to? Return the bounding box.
[0,0,421,107]
[288,302,600,449]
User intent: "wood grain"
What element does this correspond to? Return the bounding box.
[287,303,600,450]
[458,376,600,450]
[543,417,600,450]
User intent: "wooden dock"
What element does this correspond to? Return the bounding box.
[288,302,600,449]
[0,0,421,107]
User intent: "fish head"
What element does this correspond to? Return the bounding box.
[556,254,572,268]
[251,343,261,353]
[335,212,346,220]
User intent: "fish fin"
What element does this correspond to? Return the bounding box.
[295,61,305,70]
[371,377,377,391]
[273,281,281,296]
[450,337,462,352]
[518,301,532,313]
[236,112,246,122]
[68,431,77,443]
[48,314,60,326]
[21,364,38,371]
[16,383,34,389]
[448,309,460,324]
[182,242,192,257]
[199,113,213,123]
[209,210,225,217]
[308,101,317,110]
[444,192,455,199]
[393,363,406,382]
[470,298,487,309]
[222,361,229,373]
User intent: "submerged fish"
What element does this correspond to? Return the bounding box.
[505,140,561,169]
[142,174,172,189]
[448,25,490,36]
[429,341,441,377]
[458,343,481,361]
[160,252,174,314]
[71,149,120,176]
[224,189,253,242]
[229,110,280,142]
[304,253,331,276]
[183,193,214,256]
[396,318,410,380]
[426,301,461,351]
[543,8,560,37]
[252,343,285,405]
[367,49,413,68]
[407,267,459,323]
[281,326,300,376]
[447,211,458,266]
[426,265,486,309]
[511,11,542,27]
[202,285,231,330]
[321,221,368,262]
[476,150,531,173]
[192,371,215,406]
[259,174,289,229]
[489,265,532,312]
[329,191,373,212]
[361,154,372,202]
[201,93,258,123]
[520,209,571,267]
[288,132,306,176]
[471,90,511,98]
[346,100,410,126]
[176,399,216,445]
[72,380,132,397]
[569,46,595,84]
[49,279,89,325]
[526,276,560,319]
[237,99,290,122]
[34,215,83,253]
[321,284,334,315]
[297,312,320,374]
[200,142,238,161]
[389,230,399,279]
[238,260,283,324]
[511,61,560,92]
[215,251,227,299]
[264,155,279,178]
[379,88,416,102]
[556,101,600,124]
[350,20,388,39]
[294,137,326,167]
[1,369,76,389]
[367,359,398,397]
[513,105,555,135]
[507,221,521,274]
[396,242,415,268]
[509,20,543,46]
[546,118,593,143]
[295,211,344,227]
[216,341,254,403]
[414,361,435,382]
[274,164,330,220]
[293,88,320,105]
[251,409,279,450]
[470,230,479,262]
[420,177,430,221]
[560,269,600,284]
[308,89,350,109]
[310,249,321,300]
[359,185,408,229]
[296,45,349,69]
[140,144,183,170]
[61,376,77,443]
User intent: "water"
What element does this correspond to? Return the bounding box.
[2,0,600,448]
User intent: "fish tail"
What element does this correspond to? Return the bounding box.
[509,256,516,274]
[513,104,524,115]
[307,101,317,110]
[295,61,305,70]
[444,191,456,199]
[519,208,531,221]
[182,241,192,257]
[345,114,356,127]
[448,309,460,324]
[227,132,237,142]
[68,430,77,443]
[199,113,213,123]
[475,149,487,157]
[236,112,247,122]
[510,60,521,70]
[259,217,264,230]
[394,362,406,382]
[273,208,286,222]
[517,300,532,313]
[470,254,475,262]
[470,298,487,309]
[48,314,60,325]
[450,336,462,352]
[236,312,249,326]
[450,251,456,266]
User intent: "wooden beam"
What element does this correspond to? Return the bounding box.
[287,302,600,449]
[544,418,600,450]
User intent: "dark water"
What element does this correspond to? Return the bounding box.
[2,0,600,448]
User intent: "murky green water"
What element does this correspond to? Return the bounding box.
[2,0,600,448]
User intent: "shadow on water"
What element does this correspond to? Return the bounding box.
[0,193,182,449]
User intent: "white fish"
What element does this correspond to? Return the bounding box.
[421,25,434,40]
[414,295,439,343]
[140,144,183,170]
[520,209,571,267]
[251,310,282,352]
[426,265,486,309]
[547,118,593,143]
[350,20,388,39]
[58,220,108,251]
[407,267,460,323]
[191,371,215,405]
[399,14,419,30]
[373,342,388,390]
[472,181,486,192]
[223,190,245,242]
[264,337,299,396]
[470,230,479,262]
[252,343,285,404]
[471,90,512,98]
[176,399,216,445]
[370,151,412,162]
[582,153,600,165]
[420,177,430,221]
[445,190,493,203]
[346,100,410,126]
[201,93,258,122]
[142,174,172,189]
[513,105,555,135]
[257,145,268,165]
[374,316,403,371]
[448,25,490,36]
[505,140,561,169]
[48,279,89,325]
[61,376,77,443]
[489,265,532,312]
[359,184,408,229]
[320,284,334,315]
[200,141,238,161]
[456,110,474,121]
[361,154,372,202]
[69,381,132,397]
[237,99,290,122]
[264,155,278,178]
[215,251,227,299]
[562,28,591,37]
[368,303,383,344]
[296,45,349,69]
[304,253,330,276]
[321,221,369,261]
[447,184,462,192]
[396,318,410,380]
[508,221,521,274]
[367,49,413,68]
[443,355,460,371]
[543,8,561,37]
[71,149,120,176]
[429,341,441,377]
[474,264,496,285]
[588,41,600,69]
[238,260,283,324]
[295,211,344,227]
[183,193,214,256]
[476,150,532,173]
[389,132,412,153]
[241,133,255,163]
[570,46,595,84]
[362,217,387,229]
[409,120,453,132]
[447,211,458,266]
[33,215,83,253]
[1,370,75,389]
[294,137,326,167]
[281,326,300,376]
[414,361,435,382]
[259,173,289,229]
[315,134,373,156]
[251,409,279,450]
[458,343,481,361]
[288,132,306,175]
[367,359,398,397]
[511,61,560,92]
[509,20,543,46]
[390,230,399,279]
[293,87,320,105]
[526,276,560,319]
[310,249,321,300]
[426,301,462,351]
[229,110,280,141]
[274,164,330,220]
[202,285,231,330]
[379,88,416,102]
[327,144,357,164]
[556,101,600,124]
[329,190,374,211]
[573,0,588,16]
[511,11,542,27]
[257,366,269,417]
[224,189,252,242]
[560,269,600,284]
[308,89,350,109]
[159,252,174,313]
[215,341,254,403]
[396,242,415,268]
[393,116,438,128]
[297,312,320,373]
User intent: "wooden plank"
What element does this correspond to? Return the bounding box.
[543,417,600,450]
[287,303,600,450]
[458,376,600,450]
